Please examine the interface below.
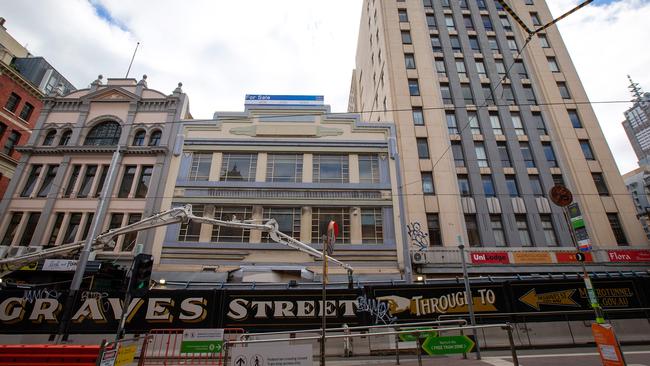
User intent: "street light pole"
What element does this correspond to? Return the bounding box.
[458,237,481,360]
[321,243,327,366]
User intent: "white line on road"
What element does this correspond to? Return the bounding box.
[482,357,515,366]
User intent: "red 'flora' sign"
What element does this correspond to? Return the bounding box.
[470,252,510,264]
[607,250,650,262]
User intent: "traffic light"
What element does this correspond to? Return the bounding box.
[128,254,153,296]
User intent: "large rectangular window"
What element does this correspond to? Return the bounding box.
[516,215,532,246]
[401,31,412,44]
[530,175,544,196]
[607,213,628,245]
[541,215,557,246]
[490,114,503,135]
[135,165,153,198]
[122,213,142,251]
[267,154,303,183]
[520,142,535,168]
[445,14,456,31]
[77,165,98,198]
[580,140,595,160]
[189,153,212,181]
[469,112,481,135]
[19,103,34,121]
[313,155,349,183]
[179,204,204,241]
[263,207,300,242]
[465,215,480,247]
[211,206,252,243]
[37,165,58,198]
[431,36,443,52]
[5,92,21,112]
[452,142,465,167]
[118,165,136,198]
[482,175,496,197]
[447,113,459,134]
[398,9,409,22]
[461,84,474,104]
[359,154,380,184]
[511,113,525,135]
[413,107,425,125]
[458,175,471,196]
[1,213,23,246]
[506,175,519,197]
[427,214,442,246]
[557,82,571,99]
[311,208,350,245]
[441,83,452,104]
[543,143,557,167]
[48,213,65,246]
[568,109,582,128]
[592,173,609,196]
[361,208,384,244]
[64,165,81,198]
[221,153,257,182]
[20,165,42,197]
[4,131,21,155]
[532,112,547,135]
[498,142,512,167]
[63,213,82,244]
[408,79,420,96]
[404,53,416,69]
[435,58,446,77]
[416,138,430,159]
[19,213,40,246]
[491,215,506,247]
[421,172,434,194]
[94,165,109,197]
[475,142,488,167]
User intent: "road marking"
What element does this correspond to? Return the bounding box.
[505,350,650,358]
[482,357,515,366]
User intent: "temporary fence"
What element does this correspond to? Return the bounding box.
[0,344,101,366]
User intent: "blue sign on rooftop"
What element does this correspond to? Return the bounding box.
[245,95,324,106]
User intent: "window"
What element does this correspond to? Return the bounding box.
[450,36,461,52]
[63,213,82,244]
[491,215,506,246]
[19,213,40,246]
[469,36,480,51]
[607,213,628,245]
[1,213,23,246]
[132,130,145,146]
[435,58,446,77]
[149,130,162,146]
[431,36,442,52]
[507,38,517,51]
[464,15,474,30]
[530,175,544,196]
[490,114,503,135]
[506,175,519,197]
[59,130,72,146]
[118,165,136,198]
[547,57,560,72]
[543,142,557,167]
[520,142,535,167]
[456,60,467,77]
[502,85,515,105]
[541,215,557,246]
[461,84,474,104]
[401,31,412,44]
[361,208,384,244]
[514,60,528,79]
[482,15,493,31]
[48,213,65,246]
[408,79,420,96]
[122,213,142,251]
[189,153,212,181]
[422,172,435,194]
[427,214,442,246]
[511,113,525,135]
[426,14,436,28]
[498,142,512,167]
[592,173,609,196]
[500,16,512,31]
[0,123,5,139]
[557,82,571,99]
[580,140,595,160]
[179,204,204,241]
[398,9,408,22]
[359,154,380,184]
[84,121,121,146]
[525,0,534,5]
[78,165,98,198]
[495,60,506,76]
[5,93,21,112]
[469,112,481,134]
[313,155,350,183]
[530,12,541,26]
[21,164,42,197]
[94,166,108,197]
[263,207,300,242]
[221,153,257,182]
[460,0,468,8]
[417,138,430,159]
[458,174,471,196]
[311,207,350,245]
[568,109,582,128]
[267,154,303,183]
[475,60,487,78]
[19,103,34,121]
[440,83,452,104]
[483,85,495,105]
[477,0,486,9]
[211,206,253,242]
[64,165,81,198]
[532,112,547,134]
[3,131,20,155]
[538,34,550,48]
[465,215,480,246]
[523,85,537,105]
[442,0,450,7]
[404,53,416,69]
[482,175,496,197]
[553,174,565,187]
[475,142,488,167]
[452,142,465,167]
[516,215,532,246]
[413,107,425,125]
[43,130,56,146]
[135,165,153,198]
[445,15,456,31]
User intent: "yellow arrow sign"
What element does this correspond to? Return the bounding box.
[519,289,579,310]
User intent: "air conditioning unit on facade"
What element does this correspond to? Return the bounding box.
[411,251,428,264]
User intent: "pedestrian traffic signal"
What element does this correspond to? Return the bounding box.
[128,253,153,296]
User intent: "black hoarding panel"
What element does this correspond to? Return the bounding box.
[221,288,363,332]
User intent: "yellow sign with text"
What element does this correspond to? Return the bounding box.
[512,252,552,264]
[115,344,137,366]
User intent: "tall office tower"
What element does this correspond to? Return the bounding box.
[349,0,647,271]
[622,77,650,166]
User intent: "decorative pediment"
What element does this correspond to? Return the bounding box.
[82,87,140,102]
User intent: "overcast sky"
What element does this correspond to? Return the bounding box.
[3,0,649,174]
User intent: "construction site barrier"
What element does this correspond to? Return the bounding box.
[0,344,101,366]
[139,328,246,366]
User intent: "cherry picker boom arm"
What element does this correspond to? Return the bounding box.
[0,205,353,275]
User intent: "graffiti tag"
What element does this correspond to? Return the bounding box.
[406,222,428,250]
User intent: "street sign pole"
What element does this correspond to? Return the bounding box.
[458,238,481,360]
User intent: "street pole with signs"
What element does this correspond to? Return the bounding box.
[458,238,481,360]
[321,220,338,366]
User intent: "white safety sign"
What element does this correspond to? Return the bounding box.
[230,343,312,366]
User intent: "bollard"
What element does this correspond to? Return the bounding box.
[415,335,422,366]
[504,324,519,366]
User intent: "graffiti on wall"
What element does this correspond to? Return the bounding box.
[406,222,428,250]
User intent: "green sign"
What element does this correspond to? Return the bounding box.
[181,329,224,354]
[421,335,474,355]
[398,328,438,342]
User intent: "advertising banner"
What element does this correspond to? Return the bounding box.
[512,252,553,264]
[607,249,650,262]
[555,251,593,263]
[470,251,509,264]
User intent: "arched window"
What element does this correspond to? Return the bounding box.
[84,121,121,146]
[59,130,72,146]
[148,130,162,146]
[132,130,146,146]
[43,130,57,146]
